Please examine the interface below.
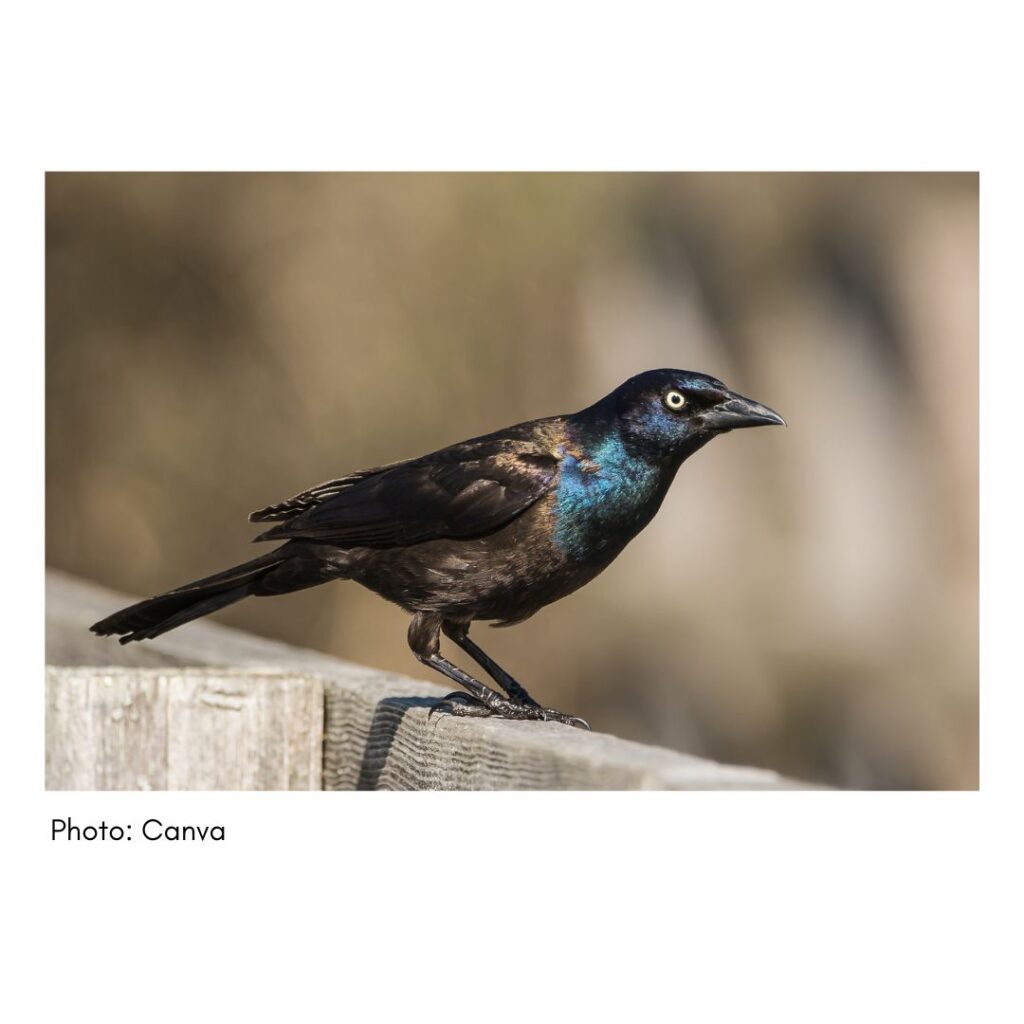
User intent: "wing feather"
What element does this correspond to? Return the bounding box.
[249,435,559,548]
[249,463,402,523]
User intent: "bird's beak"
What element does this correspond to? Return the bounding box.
[703,390,786,431]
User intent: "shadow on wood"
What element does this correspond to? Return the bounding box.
[356,697,440,790]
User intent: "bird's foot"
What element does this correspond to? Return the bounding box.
[539,708,591,730]
[428,692,494,719]
[429,692,590,730]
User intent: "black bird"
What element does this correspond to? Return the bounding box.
[91,369,784,729]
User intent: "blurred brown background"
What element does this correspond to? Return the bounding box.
[45,172,978,789]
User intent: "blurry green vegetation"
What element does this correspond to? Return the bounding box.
[46,172,978,788]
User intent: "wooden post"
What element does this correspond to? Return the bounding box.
[46,667,322,790]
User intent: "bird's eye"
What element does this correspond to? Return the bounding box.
[664,389,686,411]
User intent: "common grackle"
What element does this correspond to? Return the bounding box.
[91,369,784,728]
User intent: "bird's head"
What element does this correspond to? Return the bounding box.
[606,368,785,458]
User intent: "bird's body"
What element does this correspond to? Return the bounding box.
[92,369,783,727]
[323,417,678,625]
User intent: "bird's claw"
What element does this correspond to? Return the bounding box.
[429,692,590,729]
[545,711,591,731]
[428,692,492,720]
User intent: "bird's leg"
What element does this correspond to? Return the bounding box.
[407,614,589,729]
[409,613,522,717]
[442,621,590,730]
[441,620,542,708]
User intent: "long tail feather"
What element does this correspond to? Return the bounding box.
[90,550,289,644]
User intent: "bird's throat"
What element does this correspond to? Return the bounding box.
[551,433,675,561]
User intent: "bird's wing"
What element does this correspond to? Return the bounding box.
[248,464,404,523]
[249,437,559,548]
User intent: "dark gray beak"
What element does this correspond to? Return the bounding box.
[703,390,786,431]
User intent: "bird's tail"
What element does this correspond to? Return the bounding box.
[90,548,295,644]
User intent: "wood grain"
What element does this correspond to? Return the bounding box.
[46,668,322,791]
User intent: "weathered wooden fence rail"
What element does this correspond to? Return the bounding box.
[46,569,806,790]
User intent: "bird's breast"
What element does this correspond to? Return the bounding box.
[551,440,667,561]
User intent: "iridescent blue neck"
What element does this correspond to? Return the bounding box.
[552,421,677,560]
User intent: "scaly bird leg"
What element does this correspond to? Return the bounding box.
[442,620,542,708]
[407,613,589,729]
[441,621,590,729]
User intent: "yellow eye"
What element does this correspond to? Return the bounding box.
[664,389,686,411]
